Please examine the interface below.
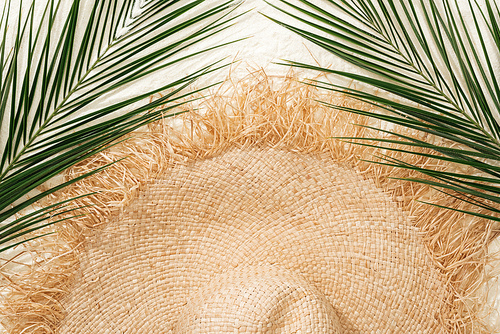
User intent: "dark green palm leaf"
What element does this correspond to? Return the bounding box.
[268,0,500,221]
[0,0,242,252]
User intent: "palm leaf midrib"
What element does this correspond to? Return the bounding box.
[0,0,216,182]
[380,25,500,147]
[0,0,241,252]
[340,1,500,148]
[271,0,500,148]
[0,41,117,181]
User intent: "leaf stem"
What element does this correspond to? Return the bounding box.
[0,33,116,181]
[380,27,500,149]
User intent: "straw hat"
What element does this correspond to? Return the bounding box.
[2,71,494,333]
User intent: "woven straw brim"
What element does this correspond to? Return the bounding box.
[1,68,497,333]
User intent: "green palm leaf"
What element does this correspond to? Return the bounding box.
[267,0,500,221]
[0,0,242,253]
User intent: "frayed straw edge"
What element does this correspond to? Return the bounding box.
[1,66,498,334]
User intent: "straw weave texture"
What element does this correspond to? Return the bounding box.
[57,148,448,333]
[2,70,496,333]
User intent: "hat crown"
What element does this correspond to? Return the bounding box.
[174,265,343,333]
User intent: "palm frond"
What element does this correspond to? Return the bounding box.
[0,0,242,252]
[267,0,500,221]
